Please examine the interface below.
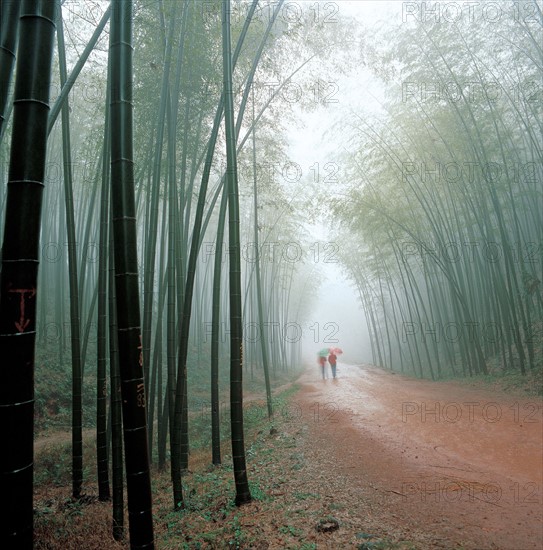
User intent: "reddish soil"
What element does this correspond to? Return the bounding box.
[296,362,543,549]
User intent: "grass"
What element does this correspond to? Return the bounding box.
[34,371,306,548]
[448,364,543,397]
[35,435,95,487]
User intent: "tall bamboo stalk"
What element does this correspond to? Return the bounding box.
[223,0,251,506]
[170,0,260,508]
[0,0,56,545]
[109,208,124,540]
[0,0,20,144]
[109,0,154,546]
[56,2,84,499]
[251,88,272,417]
[96,75,112,502]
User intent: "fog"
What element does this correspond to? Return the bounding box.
[301,262,372,367]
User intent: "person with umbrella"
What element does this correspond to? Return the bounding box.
[328,347,343,379]
[328,350,338,379]
[317,348,329,379]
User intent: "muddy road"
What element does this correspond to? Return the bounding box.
[294,362,543,549]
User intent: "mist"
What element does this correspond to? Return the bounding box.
[301,264,372,367]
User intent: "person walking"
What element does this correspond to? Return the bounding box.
[328,351,337,378]
[318,355,327,379]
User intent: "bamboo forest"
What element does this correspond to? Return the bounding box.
[0,0,542,548]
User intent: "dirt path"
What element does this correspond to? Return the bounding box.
[294,362,543,549]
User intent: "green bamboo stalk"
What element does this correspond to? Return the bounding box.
[0,0,20,144]
[96,78,112,502]
[142,1,178,397]
[109,0,154,547]
[223,0,251,506]
[0,0,56,545]
[210,176,228,466]
[56,1,84,499]
[108,206,124,540]
[251,88,272,416]
[170,0,260,509]
[148,199,169,460]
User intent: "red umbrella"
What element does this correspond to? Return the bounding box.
[329,347,343,355]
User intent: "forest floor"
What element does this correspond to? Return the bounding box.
[34,363,543,549]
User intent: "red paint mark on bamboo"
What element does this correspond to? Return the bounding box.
[8,287,36,333]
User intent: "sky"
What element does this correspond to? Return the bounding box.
[338,0,400,21]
